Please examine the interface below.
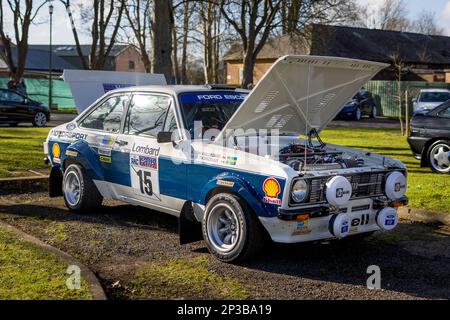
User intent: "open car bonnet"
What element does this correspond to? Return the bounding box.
[214,55,388,142]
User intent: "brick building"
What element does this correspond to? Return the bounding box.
[225,24,450,85]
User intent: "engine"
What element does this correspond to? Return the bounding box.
[279,144,365,171]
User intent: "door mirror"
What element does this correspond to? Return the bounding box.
[412,97,417,103]
[157,131,174,143]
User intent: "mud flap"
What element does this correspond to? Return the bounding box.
[49,167,63,197]
[179,202,203,245]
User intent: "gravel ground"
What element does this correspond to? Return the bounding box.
[0,192,449,300]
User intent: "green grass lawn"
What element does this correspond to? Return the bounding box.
[0,127,50,178]
[321,128,450,213]
[0,225,92,299]
[0,126,448,213]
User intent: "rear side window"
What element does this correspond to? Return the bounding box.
[79,95,128,133]
[125,94,171,137]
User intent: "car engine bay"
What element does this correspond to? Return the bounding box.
[279,143,366,171]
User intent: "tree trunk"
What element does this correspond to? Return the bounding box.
[172,24,180,84]
[151,0,174,84]
[242,50,255,88]
[180,0,190,84]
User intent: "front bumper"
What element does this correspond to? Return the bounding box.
[259,197,407,244]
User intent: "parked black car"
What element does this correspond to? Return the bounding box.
[336,88,378,120]
[0,89,50,127]
[407,102,450,174]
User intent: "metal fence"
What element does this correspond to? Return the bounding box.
[365,81,450,118]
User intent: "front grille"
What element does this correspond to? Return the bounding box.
[307,171,387,204]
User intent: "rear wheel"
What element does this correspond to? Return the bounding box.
[428,140,450,174]
[63,164,103,213]
[32,112,47,127]
[202,193,265,262]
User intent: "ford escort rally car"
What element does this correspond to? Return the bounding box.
[44,56,408,262]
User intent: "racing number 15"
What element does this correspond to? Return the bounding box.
[136,170,153,196]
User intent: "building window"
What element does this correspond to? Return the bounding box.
[129,60,135,70]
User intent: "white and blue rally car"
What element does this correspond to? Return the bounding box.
[44,56,408,262]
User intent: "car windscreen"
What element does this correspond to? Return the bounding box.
[419,92,450,103]
[179,91,247,139]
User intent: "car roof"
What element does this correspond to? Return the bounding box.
[107,85,249,96]
[419,88,450,93]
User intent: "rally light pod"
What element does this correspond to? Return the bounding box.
[385,171,407,200]
[329,213,351,239]
[376,207,398,231]
[325,176,352,207]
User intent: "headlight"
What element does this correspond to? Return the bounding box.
[291,179,309,203]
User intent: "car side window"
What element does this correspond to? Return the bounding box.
[6,91,24,103]
[79,95,128,133]
[125,94,171,137]
[438,106,450,118]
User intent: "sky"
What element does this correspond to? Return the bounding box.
[2,0,450,45]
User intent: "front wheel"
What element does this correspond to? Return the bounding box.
[428,140,450,174]
[202,193,265,262]
[63,164,103,213]
[32,112,47,127]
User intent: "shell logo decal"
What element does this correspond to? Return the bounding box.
[52,143,61,163]
[262,177,281,205]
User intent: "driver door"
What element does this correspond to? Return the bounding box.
[113,93,187,213]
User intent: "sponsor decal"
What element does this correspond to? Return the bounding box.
[66,123,76,131]
[65,150,78,157]
[103,83,132,93]
[51,130,87,141]
[198,151,220,163]
[100,156,112,163]
[394,182,406,192]
[351,214,370,227]
[336,187,350,198]
[224,156,238,166]
[385,214,396,226]
[341,221,349,234]
[180,93,247,104]
[262,177,281,205]
[132,143,160,157]
[52,143,61,163]
[98,147,112,156]
[217,180,235,187]
[131,155,158,170]
[100,135,115,146]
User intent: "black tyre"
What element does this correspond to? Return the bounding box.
[62,164,103,213]
[32,112,47,127]
[202,193,265,262]
[354,107,362,121]
[427,140,450,174]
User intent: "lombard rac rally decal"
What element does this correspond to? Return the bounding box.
[130,142,161,201]
[52,143,61,164]
[262,177,282,205]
